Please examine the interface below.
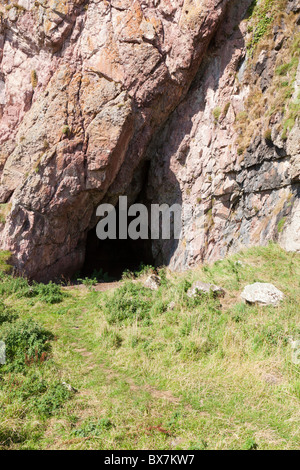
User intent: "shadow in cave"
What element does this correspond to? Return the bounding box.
[82,227,154,280]
[81,166,155,280]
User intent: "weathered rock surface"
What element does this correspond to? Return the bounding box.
[241,283,284,306]
[0,0,231,280]
[146,0,300,270]
[143,274,161,291]
[187,281,225,298]
[0,0,299,281]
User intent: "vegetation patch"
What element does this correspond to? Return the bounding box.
[0,275,66,304]
[0,244,299,449]
[277,217,287,233]
[0,251,12,274]
[213,106,222,124]
[0,204,11,225]
[0,318,54,370]
[102,282,154,325]
[235,1,299,151]
[246,0,277,54]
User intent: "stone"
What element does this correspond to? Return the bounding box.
[255,50,268,76]
[263,373,281,385]
[187,282,225,298]
[144,275,161,291]
[241,283,284,306]
[168,301,176,310]
[0,0,232,281]
[62,382,77,393]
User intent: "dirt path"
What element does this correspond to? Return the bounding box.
[63,281,123,292]
[65,278,181,409]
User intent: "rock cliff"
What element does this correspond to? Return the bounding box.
[0,0,299,280]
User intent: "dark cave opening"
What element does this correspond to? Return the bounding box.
[82,225,154,280]
[82,162,155,280]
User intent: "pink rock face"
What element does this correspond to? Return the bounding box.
[0,0,299,280]
[0,0,230,280]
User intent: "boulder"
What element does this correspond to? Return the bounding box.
[168,301,176,311]
[241,283,284,306]
[62,382,77,393]
[0,0,231,281]
[187,281,225,298]
[144,275,161,291]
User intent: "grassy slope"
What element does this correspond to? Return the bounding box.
[0,243,299,450]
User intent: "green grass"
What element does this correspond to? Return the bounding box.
[0,251,12,274]
[0,244,299,450]
[213,107,222,124]
[275,58,298,77]
[246,0,277,54]
[277,217,287,233]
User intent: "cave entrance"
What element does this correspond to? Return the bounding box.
[82,161,156,280]
[82,200,154,280]
[82,228,154,280]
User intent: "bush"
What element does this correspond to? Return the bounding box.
[22,281,65,304]
[0,300,18,325]
[0,318,54,370]
[33,383,73,417]
[72,418,113,437]
[78,277,98,290]
[0,276,65,304]
[91,268,114,282]
[122,263,155,280]
[103,282,153,324]
[15,373,48,401]
[0,275,30,297]
[3,372,74,418]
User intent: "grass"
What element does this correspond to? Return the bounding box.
[277,217,287,233]
[246,0,276,54]
[0,251,12,274]
[0,204,12,225]
[213,107,222,124]
[0,243,299,450]
[31,70,38,89]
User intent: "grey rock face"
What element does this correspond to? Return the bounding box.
[241,283,284,306]
[287,0,300,14]
[280,197,300,253]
